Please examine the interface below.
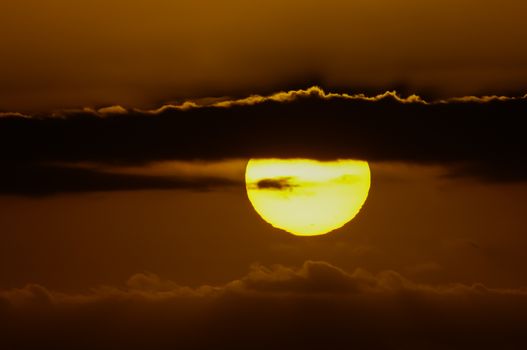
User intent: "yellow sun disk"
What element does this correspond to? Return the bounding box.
[245,159,371,236]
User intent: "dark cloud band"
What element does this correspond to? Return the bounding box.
[1,88,526,195]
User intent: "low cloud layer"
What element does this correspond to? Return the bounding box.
[1,87,526,195]
[2,261,526,349]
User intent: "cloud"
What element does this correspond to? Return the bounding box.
[2,261,527,349]
[144,87,428,114]
[6,261,525,304]
[1,87,526,196]
[156,87,527,112]
[11,86,527,118]
[0,112,30,119]
[253,177,296,190]
[0,163,241,196]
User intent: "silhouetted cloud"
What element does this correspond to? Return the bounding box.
[1,88,526,195]
[0,163,239,196]
[21,87,527,117]
[2,261,527,349]
[254,177,296,190]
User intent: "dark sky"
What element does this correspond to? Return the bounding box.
[1,1,527,349]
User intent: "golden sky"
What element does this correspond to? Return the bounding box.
[2,1,527,111]
[1,1,527,349]
[1,161,526,291]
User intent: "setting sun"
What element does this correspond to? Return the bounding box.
[245,159,371,236]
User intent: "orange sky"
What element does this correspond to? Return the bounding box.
[1,2,527,348]
[2,0,527,111]
[1,162,525,291]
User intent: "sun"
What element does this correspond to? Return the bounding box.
[245,159,371,236]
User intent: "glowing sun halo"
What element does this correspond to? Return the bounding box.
[245,159,371,236]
